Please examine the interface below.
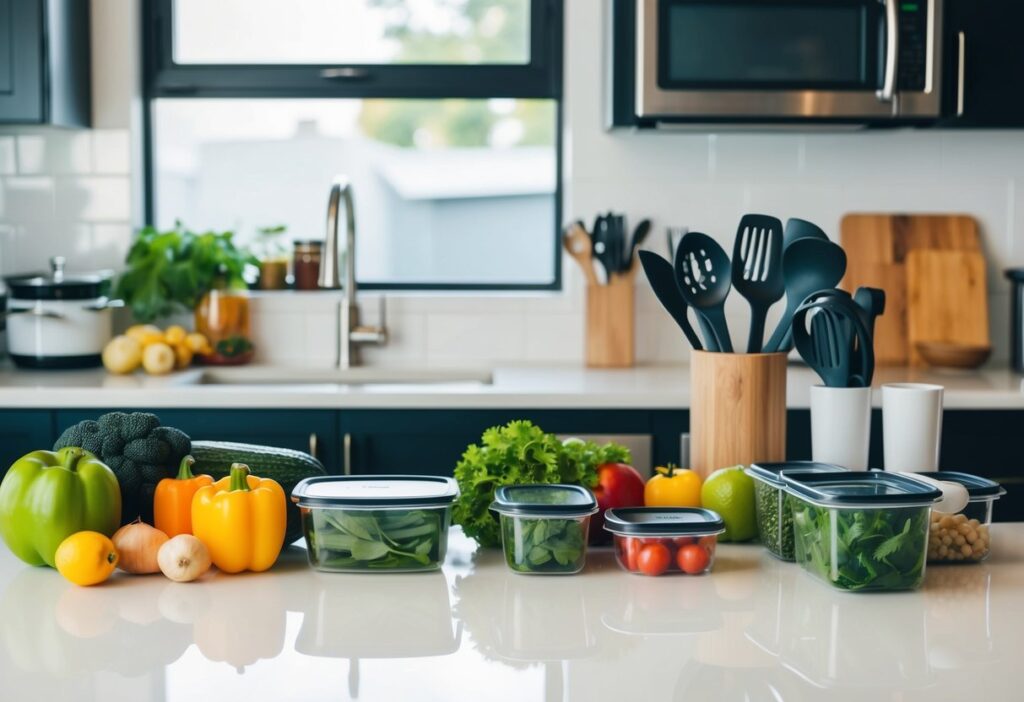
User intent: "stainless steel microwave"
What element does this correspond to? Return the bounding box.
[610,0,949,127]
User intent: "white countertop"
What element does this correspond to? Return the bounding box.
[1,524,1022,702]
[0,363,1022,409]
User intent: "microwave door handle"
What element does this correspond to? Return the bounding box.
[876,0,899,102]
[956,31,966,117]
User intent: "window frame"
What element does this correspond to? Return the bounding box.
[142,0,565,292]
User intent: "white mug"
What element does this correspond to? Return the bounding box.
[882,383,944,472]
[810,385,872,470]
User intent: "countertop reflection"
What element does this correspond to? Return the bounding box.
[1,525,1022,702]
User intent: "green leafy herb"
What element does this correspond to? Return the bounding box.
[305,508,445,571]
[754,479,793,559]
[791,502,928,591]
[451,421,631,547]
[114,223,258,322]
[502,516,587,573]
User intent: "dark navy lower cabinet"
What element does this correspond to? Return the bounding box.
[0,410,56,476]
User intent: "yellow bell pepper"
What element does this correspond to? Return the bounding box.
[191,464,286,574]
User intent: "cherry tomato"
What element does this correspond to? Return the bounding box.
[622,537,642,571]
[637,543,671,576]
[677,544,711,574]
[698,536,718,551]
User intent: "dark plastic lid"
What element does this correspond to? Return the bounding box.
[603,507,726,537]
[291,475,458,508]
[911,471,1006,500]
[782,471,942,508]
[748,461,847,488]
[490,484,597,517]
[1006,268,1024,282]
[6,257,112,301]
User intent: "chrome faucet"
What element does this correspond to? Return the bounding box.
[318,177,387,368]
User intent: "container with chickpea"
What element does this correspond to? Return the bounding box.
[920,472,1006,564]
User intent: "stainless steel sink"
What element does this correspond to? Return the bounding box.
[195,366,493,387]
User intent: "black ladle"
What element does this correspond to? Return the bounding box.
[638,250,703,350]
[674,232,734,353]
[763,237,848,353]
[732,214,784,353]
[783,218,829,249]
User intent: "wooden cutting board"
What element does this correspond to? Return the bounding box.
[840,214,982,365]
[906,250,990,366]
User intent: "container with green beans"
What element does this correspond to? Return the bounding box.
[747,462,846,561]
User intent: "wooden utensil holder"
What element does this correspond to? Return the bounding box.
[586,276,635,368]
[690,351,787,478]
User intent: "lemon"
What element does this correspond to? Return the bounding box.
[55,532,119,587]
[700,465,757,542]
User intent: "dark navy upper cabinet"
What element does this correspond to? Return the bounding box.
[0,0,90,126]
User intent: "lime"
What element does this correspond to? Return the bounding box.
[700,465,757,542]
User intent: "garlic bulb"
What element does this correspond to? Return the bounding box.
[158,535,212,583]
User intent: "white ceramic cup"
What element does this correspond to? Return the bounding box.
[882,383,944,472]
[810,385,872,470]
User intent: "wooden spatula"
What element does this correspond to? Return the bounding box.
[563,221,599,287]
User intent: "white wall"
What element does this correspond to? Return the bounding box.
[2,0,1022,368]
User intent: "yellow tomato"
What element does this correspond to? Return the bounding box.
[164,325,188,346]
[644,466,703,508]
[55,532,119,587]
[126,324,165,347]
[173,343,194,369]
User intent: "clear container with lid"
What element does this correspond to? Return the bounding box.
[490,484,598,575]
[747,462,847,561]
[783,471,941,592]
[916,471,1005,563]
[291,475,458,573]
[603,507,726,576]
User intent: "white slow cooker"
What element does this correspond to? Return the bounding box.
[5,256,121,369]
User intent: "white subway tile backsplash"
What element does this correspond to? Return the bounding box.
[16,131,92,175]
[57,176,131,221]
[0,177,56,221]
[0,137,15,175]
[91,130,131,174]
[425,312,527,362]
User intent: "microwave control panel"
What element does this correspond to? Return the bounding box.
[897,2,930,91]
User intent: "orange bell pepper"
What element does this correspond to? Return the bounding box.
[191,464,286,574]
[153,455,213,538]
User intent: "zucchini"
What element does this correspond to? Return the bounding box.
[190,440,327,545]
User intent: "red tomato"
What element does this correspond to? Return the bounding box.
[590,463,646,545]
[637,543,671,576]
[677,544,711,574]
[622,537,642,571]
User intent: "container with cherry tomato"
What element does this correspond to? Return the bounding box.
[603,507,725,577]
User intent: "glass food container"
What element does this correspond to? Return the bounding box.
[490,484,598,575]
[291,475,458,573]
[194,278,254,365]
[604,507,725,577]
[782,471,941,592]
[747,462,847,561]
[915,471,1005,563]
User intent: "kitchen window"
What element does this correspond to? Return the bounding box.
[144,0,563,290]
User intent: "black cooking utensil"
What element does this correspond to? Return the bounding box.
[592,215,617,282]
[639,250,703,350]
[613,214,627,272]
[853,286,885,383]
[674,232,734,353]
[627,219,651,271]
[763,238,848,353]
[793,296,873,388]
[783,218,829,249]
[732,214,784,353]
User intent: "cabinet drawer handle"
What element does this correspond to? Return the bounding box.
[343,433,352,476]
[308,432,319,460]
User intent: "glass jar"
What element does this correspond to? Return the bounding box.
[293,241,322,290]
[194,281,254,365]
[916,471,1005,563]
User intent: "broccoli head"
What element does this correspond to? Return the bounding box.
[54,412,192,524]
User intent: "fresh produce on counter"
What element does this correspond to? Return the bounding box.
[644,465,702,508]
[112,520,168,574]
[190,440,326,545]
[304,509,446,572]
[192,463,287,574]
[0,448,121,567]
[54,412,192,525]
[452,421,631,548]
[700,465,757,542]
[501,516,588,574]
[589,461,646,545]
[158,534,212,582]
[154,455,213,538]
[929,513,990,562]
[55,531,119,586]
[103,324,213,376]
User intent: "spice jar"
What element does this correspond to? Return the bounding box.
[293,241,322,290]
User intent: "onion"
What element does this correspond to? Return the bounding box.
[158,535,212,583]
[112,520,168,574]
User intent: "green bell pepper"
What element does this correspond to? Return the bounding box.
[0,447,121,567]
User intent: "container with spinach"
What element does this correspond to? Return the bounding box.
[782,471,940,592]
[748,462,847,561]
[291,475,459,573]
[491,484,597,575]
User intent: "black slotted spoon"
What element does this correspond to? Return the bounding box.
[674,232,733,353]
[732,214,784,353]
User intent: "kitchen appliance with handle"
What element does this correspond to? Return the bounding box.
[611,0,946,127]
